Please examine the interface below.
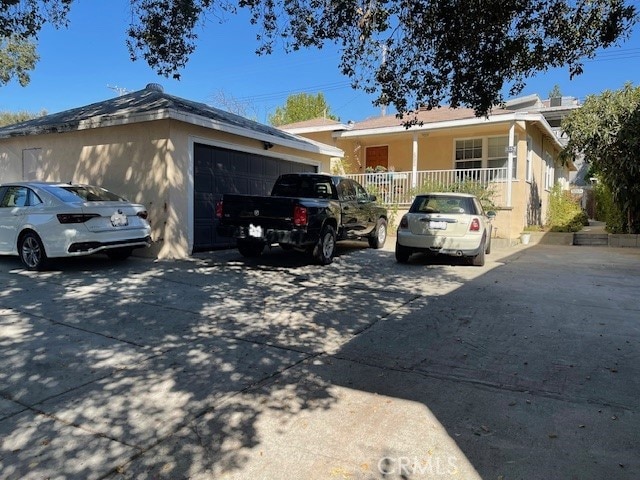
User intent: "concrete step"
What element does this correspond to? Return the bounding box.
[573,233,609,246]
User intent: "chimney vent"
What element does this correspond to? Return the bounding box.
[145,83,164,92]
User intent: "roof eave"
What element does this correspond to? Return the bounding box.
[0,108,344,158]
[335,112,565,150]
[281,124,349,134]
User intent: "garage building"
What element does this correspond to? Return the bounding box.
[0,84,343,258]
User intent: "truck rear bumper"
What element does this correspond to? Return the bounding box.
[218,225,320,247]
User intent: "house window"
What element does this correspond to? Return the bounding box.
[544,151,555,190]
[455,139,482,169]
[526,136,533,182]
[487,136,517,180]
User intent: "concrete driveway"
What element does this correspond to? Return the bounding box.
[1,241,638,479]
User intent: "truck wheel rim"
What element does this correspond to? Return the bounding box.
[377,225,386,242]
[323,233,335,257]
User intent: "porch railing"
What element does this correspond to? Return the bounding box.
[346,167,510,207]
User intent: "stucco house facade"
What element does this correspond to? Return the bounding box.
[281,106,574,240]
[0,84,343,259]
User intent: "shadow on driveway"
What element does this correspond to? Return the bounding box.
[0,244,638,479]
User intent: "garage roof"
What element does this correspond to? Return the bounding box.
[0,83,343,158]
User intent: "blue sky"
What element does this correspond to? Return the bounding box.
[2,1,640,123]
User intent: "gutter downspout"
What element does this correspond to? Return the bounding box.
[412,133,418,188]
[507,121,515,208]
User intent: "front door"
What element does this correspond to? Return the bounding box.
[366,145,389,171]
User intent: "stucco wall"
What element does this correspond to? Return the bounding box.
[0,121,172,256]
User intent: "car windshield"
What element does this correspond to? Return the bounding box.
[43,185,127,203]
[410,195,475,215]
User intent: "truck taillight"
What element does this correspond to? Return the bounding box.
[470,218,481,231]
[399,215,408,229]
[215,200,223,219]
[293,205,308,226]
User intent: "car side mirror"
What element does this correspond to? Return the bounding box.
[487,210,496,220]
[369,194,377,202]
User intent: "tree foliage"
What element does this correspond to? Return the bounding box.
[561,83,640,233]
[0,109,46,126]
[0,36,39,86]
[268,92,338,126]
[1,1,637,119]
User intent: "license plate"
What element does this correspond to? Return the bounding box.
[249,224,263,238]
[429,221,447,230]
[110,211,128,227]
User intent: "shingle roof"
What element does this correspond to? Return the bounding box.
[350,106,514,131]
[0,84,338,156]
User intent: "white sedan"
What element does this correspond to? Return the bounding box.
[395,192,495,266]
[0,182,151,270]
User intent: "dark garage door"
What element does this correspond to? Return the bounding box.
[193,143,317,251]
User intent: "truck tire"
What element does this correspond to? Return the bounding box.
[237,239,265,258]
[313,224,336,265]
[368,218,388,249]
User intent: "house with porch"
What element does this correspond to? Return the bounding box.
[280,106,575,240]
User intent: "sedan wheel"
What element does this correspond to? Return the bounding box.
[19,232,48,271]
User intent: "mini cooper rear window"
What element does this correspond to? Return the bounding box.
[410,195,476,215]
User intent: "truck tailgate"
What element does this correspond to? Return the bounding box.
[221,194,298,228]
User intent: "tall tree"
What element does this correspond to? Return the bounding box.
[1,1,637,119]
[0,36,39,86]
[548,84,563,99]
[268,93,338,126]
[561,83,640,233]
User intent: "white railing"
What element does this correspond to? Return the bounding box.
[346,167,510,206]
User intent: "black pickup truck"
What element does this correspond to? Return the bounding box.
[216,173,388,264]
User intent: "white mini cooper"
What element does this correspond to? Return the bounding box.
[395,192,495,266]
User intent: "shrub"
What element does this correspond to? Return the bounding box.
[546,184,586,232]
[594,182,625,233]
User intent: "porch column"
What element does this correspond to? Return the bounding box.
[412,133,418,188]
[507,121,515,207]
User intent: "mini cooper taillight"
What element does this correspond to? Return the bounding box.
[399,215,409,229]
[293,205,308,226]
[215,200,223,219]
[56,213,100,224]
[469,218,481,231]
